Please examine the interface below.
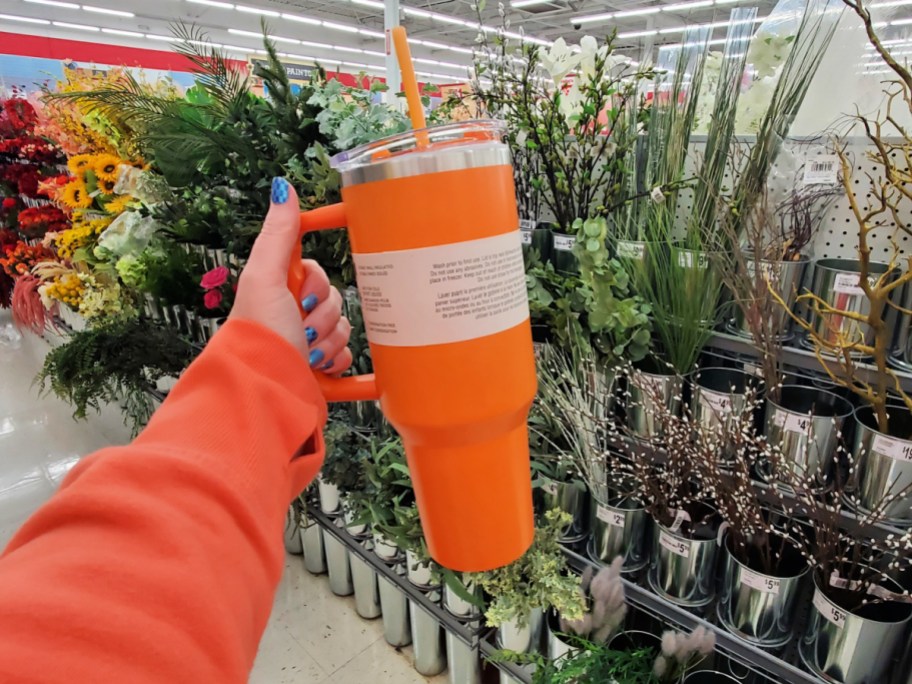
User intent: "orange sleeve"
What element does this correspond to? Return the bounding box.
[0,319,326,684]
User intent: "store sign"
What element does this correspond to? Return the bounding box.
[251,59,315,83]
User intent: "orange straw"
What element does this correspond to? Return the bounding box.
[391,26,429,145]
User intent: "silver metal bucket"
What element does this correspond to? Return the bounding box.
[648,513,720,608]
[628,360,682,439]
[850,404,912,522]
[682,672,741,684]
[317,477,341,515]
[588,494,650,573]
[373,532,399,563]
[497,610,544,653]
[890,278,912,371]
[406,549,436,589]
[546,609,580,661]
[443,580,482,620]
[729,256,808,340]
[378,565,412,647]
[691,367,757,434]
[322,528,353,596]
[537,476,589,543]
[445,631,481,684]
[410,593,447,676]
[717,537,809,647]
[350,548,382,619]
[799,574,912,684]
[803,258,892,349]
[300,521,326,574]
[283,505,303,555]
[764,385,853,483]
[607,629,661,652]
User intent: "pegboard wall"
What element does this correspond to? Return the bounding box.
[673,136,912,264]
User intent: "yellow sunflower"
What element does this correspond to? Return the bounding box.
[93,153,123,184]
[61,180,93,210]
[129,158,148,170]
[98,177,117,195]
[67,154,93,176]
[103,195,132,215]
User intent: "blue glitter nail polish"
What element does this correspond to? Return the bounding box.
[305,326,318,344]
[271,177,290,205]
[309,349,325,367]
[301,294,318,312]
[322,360,334,371]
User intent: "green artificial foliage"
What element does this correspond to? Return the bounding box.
[494,640,659,684]
[320,416,372,492]
[36,318,191,435]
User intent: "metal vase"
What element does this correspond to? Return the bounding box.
[317,478,341,515]
[406,549,436,589]
[536,476,589,543]
[350,547,382,619]
[206,247,228,269]
[300,521,326,574]
[373,532,399,563]
[691,367,757,434]
[497,610,543,654]
[546,609,581,661]
[322,528,353,596]
[378,565,412,647]
[764,385,853,484]
[717,537,809,647]
[648,516,720,608]
[682,672,741,684]
[628,360,682,439]
[607,629,661,652]
[410,593,447,676]
[803,258,892,349]
[588,494,650,573]
[799,574,912,684]
[729,256,808,340]
[443,580,482,620]
[890,278,912,371]
[445,631,481,684]
[851,404,912,522]
[283,505,303,555]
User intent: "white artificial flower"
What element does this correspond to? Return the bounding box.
[540,37,581,86]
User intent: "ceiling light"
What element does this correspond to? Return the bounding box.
[619,29,660,38]
[359,28,385,37]
[102,28,143,36]
[82,4,133,16]
[323,20,360,33]
[891,17,912,24]
[228,28,261,38]
[235,4,279,16]
[221,44,252,52]
[273,35,300,44]
[53,20,98,29]
[403,7,433,18]
[24,0,79,8]
[146,34,178,42]
[1,12,50,23]
[616,7,661,18]
[281,12,320,25]
[334,45,365,54]
[188,0,234,7]
[414,57,441,65]
[286,54,319,61]
[873,0,912,6]
[300,40,333,50]
[351,0,384,7]
[663,0,714,10]
[363,49,385,57]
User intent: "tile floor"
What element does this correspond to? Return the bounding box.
[0,312,444,684]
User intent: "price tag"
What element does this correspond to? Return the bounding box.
[617,241,646,260]
[520,230,533,245]
[659,530,690,558]
[553,234,576,252]
[833,272,867,297]
[813,588,847,628]
[677,250,708,270]
[803,154,839,185]
[741,568,781,595]
[596,504,626,528]
[542,480,558,497]
[667,508,691,533]
[519,219,536,231]
[700,389,731,413]
[650,186,666,204]
[872,434,912,462]
[773,409,811,434]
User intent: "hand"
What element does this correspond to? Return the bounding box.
[230,177,353,374]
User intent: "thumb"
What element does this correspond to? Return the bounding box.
[245,177,301,284]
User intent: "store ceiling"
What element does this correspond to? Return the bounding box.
[0,0,908,82]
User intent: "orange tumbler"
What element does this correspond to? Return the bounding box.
[287,120,536,572]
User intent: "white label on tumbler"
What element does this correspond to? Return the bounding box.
[617,241,645,260]
[553,234,576,252]
[813,588,846,628]
[596,505,625,528]
[659,530,690,558]
[741,568,780,595]
[872,434,912,462]
[833,272,875,297]
[773,410,811,434]
[353,231,529,347]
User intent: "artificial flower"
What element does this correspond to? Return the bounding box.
[540,37,580,86]
[1,197,15,210]
[17,206,69,238]
[67,154,93,176]
[200,266,229,290]
[99,177,117,194]
[94,211,159,258]
[93,153,122,183]
[103,194,133,215]
[203,289,223,310]
[61,180,92,209]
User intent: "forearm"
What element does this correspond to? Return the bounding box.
[0,320,326,683]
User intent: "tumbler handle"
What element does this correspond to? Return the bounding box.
[289,203,379,403]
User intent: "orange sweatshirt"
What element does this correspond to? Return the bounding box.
[0,319,326,683]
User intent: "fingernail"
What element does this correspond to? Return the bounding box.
[309,349,325,367]
[271,177,290,205]
[321,360,334,371]
[305,326,318,344]
[301,294,318,312]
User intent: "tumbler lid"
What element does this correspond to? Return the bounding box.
[330,119,510,186]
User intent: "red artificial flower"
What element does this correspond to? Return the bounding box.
[1,198,15,210]
[18,205,69,238]
[200,266,229,290]
[203,289,223,310]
